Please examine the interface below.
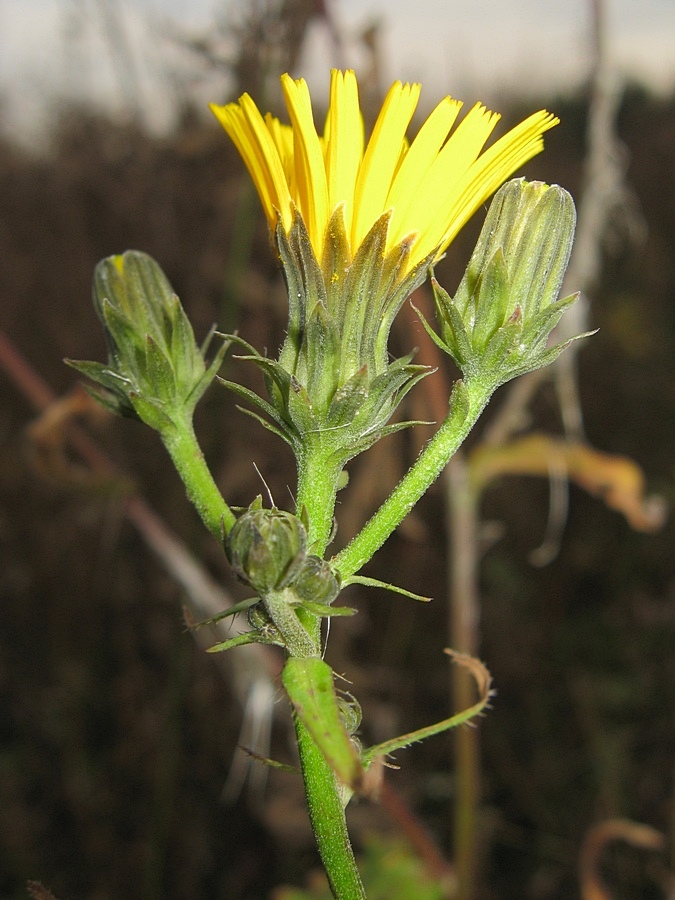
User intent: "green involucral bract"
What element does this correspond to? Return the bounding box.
[226,502,308,594]
[220,209,434,471]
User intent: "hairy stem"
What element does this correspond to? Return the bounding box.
[161,416,236,540]
[332,379,494,579]
[295,441,344,554]
[294,716,366,899]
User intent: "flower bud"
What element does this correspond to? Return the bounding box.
[337,691,362,737]
[293,555,341,606]
[424,178,581,388]
[247,602,283,645]
[226,506,307,594]
[68,251,227,431]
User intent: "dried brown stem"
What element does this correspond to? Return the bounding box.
[0,326,279,706]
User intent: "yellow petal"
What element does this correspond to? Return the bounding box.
[385,95,463,248]
[325,69,364,239]
[265,113,295,191]
[400,104,500,265]
[352,81,421,250]
[210,97,293,233]
[432,110,559,258]
[281,74,329,257]
[212,73,559,280]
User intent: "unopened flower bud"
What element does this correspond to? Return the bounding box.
[226,506,307,594]
[424,178,581,388]
[247,602,283,645]
[68,251,227,431]
[337,691,362,737]
[293,555,341,606]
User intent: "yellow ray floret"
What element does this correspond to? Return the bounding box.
[210,70,558,273]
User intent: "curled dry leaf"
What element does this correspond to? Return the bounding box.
[469,433,667,532]
[443,649,492,704]
[579,817,666,900]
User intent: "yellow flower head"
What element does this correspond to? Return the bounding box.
[211,70,558,275]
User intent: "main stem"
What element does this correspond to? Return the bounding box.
[292,437,369,897]
[294,715,366,899]
[162,410,361,894]
[295,440,345,555]
[332,379,494,579]
[289,379,494,898]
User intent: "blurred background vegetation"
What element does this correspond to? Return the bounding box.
[1,1,673,897]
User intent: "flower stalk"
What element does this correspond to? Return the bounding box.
[332,379,491,579]
[161,415,235,541]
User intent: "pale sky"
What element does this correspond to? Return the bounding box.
[1,0,674,144]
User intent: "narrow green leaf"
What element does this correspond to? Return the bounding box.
[298,600,357,617]
[332,417,433,466]
[481,316,522,376]
[217,378,288,429]
[522,291,580,350]
[185,596,260,629]
[340,212,390,364]
[234,404,297,448]
[66,358,131,395]
[77,381,132,417]
[128,392,175,433]
[448,378,471,424]
[341,575,431,602]
[170,295,204,388]
[186,334,230,409]
[321,204,352,309]
[216,332,263,359]
[282,657,364,792]
[324,366,369,428]
[375,244,432,348]
[363,359,430,418]
[410,300,459,360]
[301,301,340,413]
[275,218,306,371]
[100,299,145,374]
[473,247,510,351]
[505,330,596,381]
[238,748,300,774]
[207,631,272,653]
[288,212,329,312]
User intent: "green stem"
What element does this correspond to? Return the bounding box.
[292,441,366,897]
[295,715,366,899]
[265,589,321,658]
[295,441,344,554]
[161,416,236,541]
[332,379,494,578]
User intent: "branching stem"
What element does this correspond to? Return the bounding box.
[332,379,494,579]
